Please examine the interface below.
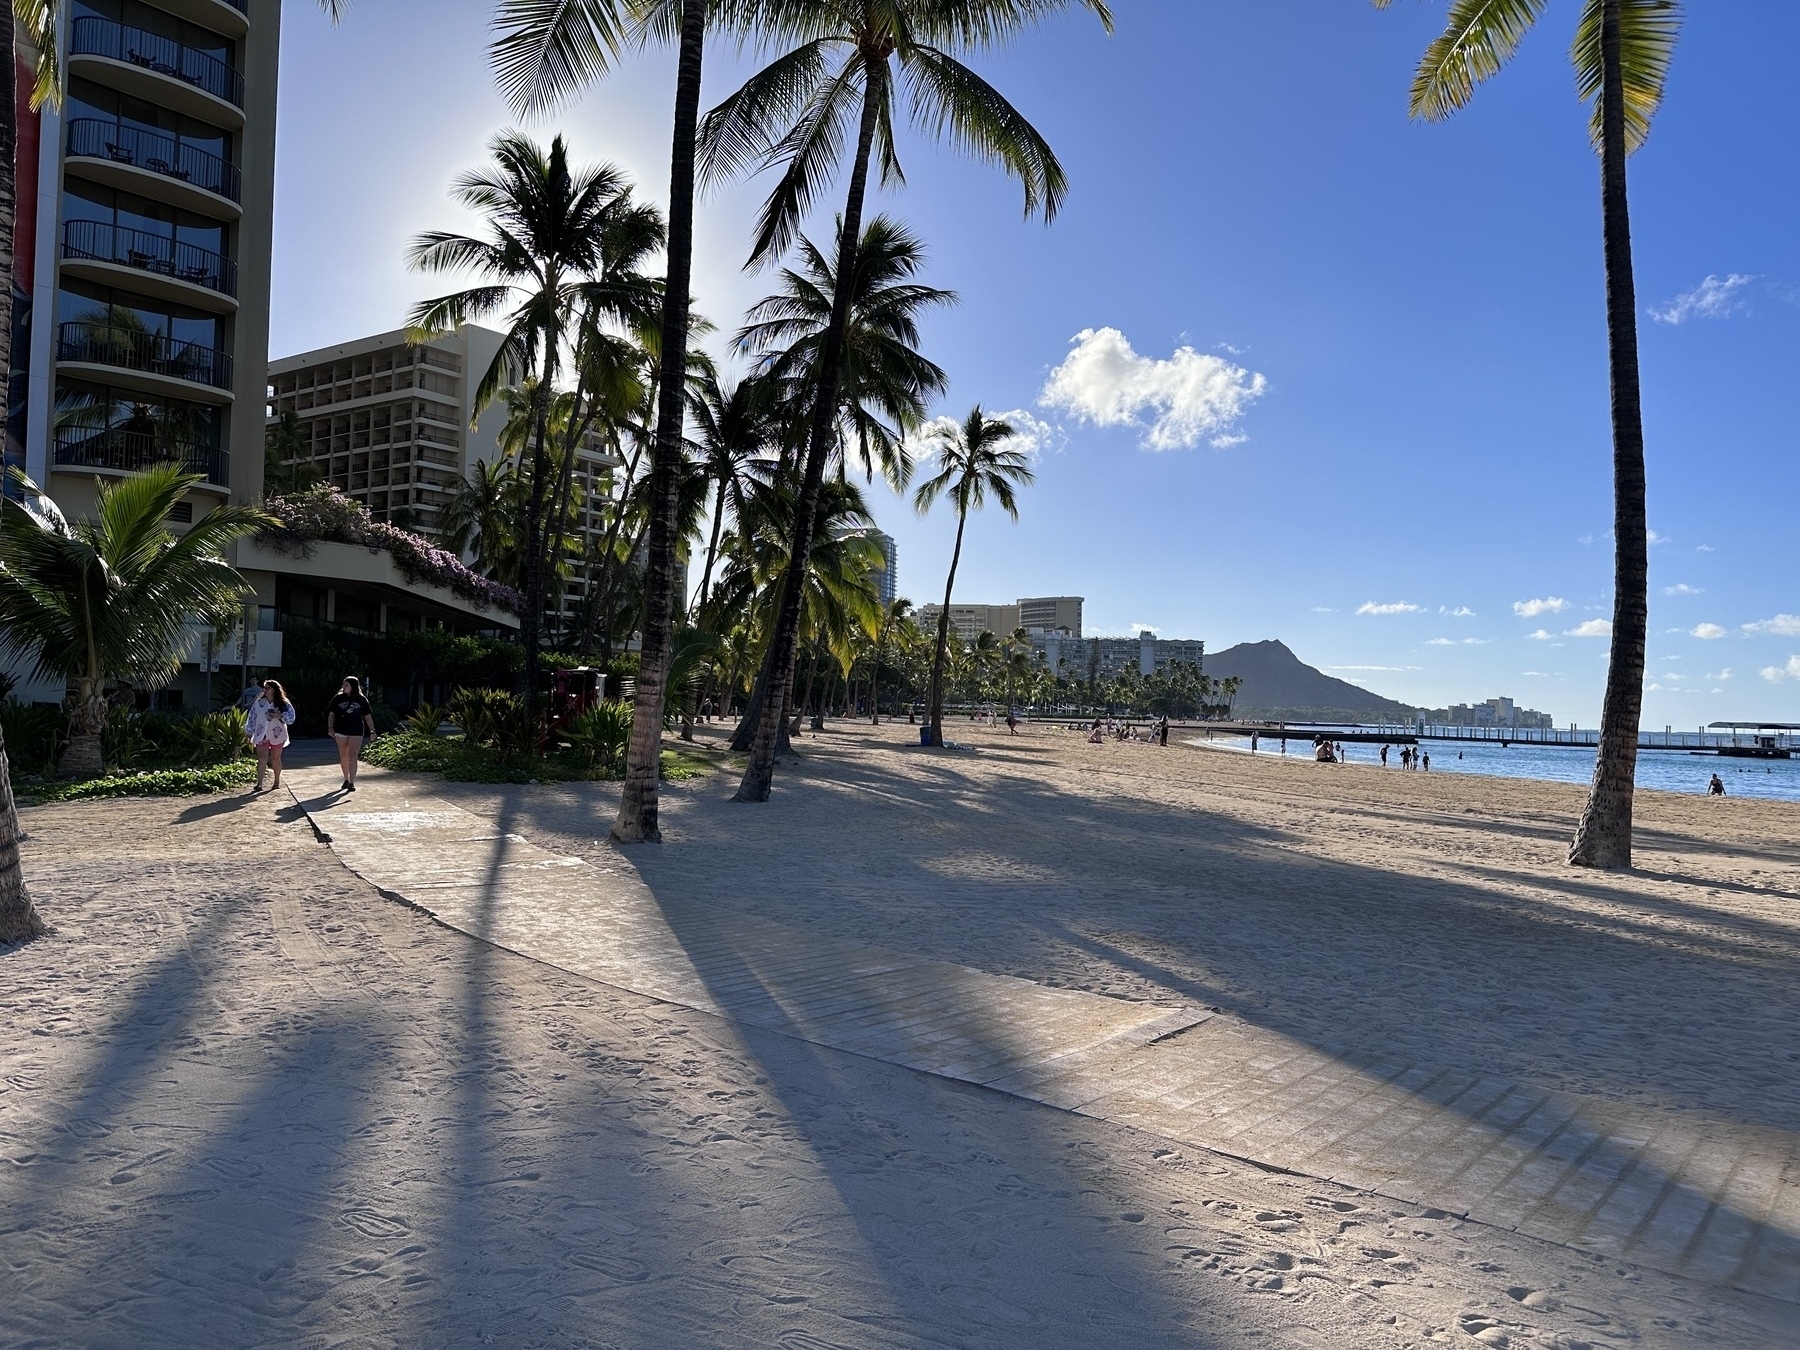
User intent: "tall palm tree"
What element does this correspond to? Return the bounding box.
[0,465,269,777]
[865,595,915,723]
[736,214,956,488]
[1377,0,1679,869]
[913,407,1033,747]
[492,0,778,843]
[703,0,1111,802]
[408,132,650,719]
[687,370,776,621]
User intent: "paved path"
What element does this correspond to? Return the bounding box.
[289,765,1800,1305]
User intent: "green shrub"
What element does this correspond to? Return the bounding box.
[371,703,402,734]
[561,700,632,772]
[1,700,65,776]
[19,761,256,804]
[451,687,540,764]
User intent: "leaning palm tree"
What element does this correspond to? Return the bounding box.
[704,0,1111,802]
[1377,0,1679,869]
[913,407,1033,748]
[408,132,651,721]
[0,465,269,778]
[736,214,956,489]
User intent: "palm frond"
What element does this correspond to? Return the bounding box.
[490,0,634,115]
[900,44,1068,221]
[1572,0,1681,154]
[1401,0,1549,122]
[696,38,836,192]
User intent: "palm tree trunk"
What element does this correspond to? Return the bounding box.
[735,62,886,802]
[926,506,969,747]
[694,474,729,619]
[0,21,43,945]
[802,641,823,732]
[1569,0,1648,871]
[519,379,553,718]
[617,0,707,846]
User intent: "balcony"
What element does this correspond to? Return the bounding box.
[58,322,233,398]
[67,118,241,208]
[62,219,238,309]
[53,428,228,488]
[70,16,244,123]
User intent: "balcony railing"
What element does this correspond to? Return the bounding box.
[58,322,233,391]
[53,428,228,487]
[70,16,244,109]
[62,218,238,298]
[67,118,241,202]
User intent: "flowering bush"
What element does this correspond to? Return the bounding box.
[260,486,521,615]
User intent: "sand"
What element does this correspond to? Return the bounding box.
[1,721,1796,1347]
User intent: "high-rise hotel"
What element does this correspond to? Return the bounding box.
[11,0,279,518]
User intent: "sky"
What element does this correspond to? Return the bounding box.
[270,1,1800,729]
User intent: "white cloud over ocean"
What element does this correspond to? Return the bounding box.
[1040,327,1266,451]
[1651,273,1754,325]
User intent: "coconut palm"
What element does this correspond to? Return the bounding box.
[913,407,1033,747]
[736,214,956,489]
[408,133,655,721]
[864,595,916,723]
[703,0,1111,802]
[1376,0,1679,869]
[0,465,268,778]
[440,454,523,583]
[687,370,778,621]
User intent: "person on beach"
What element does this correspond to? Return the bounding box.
[1380,744,1389,767]
[1087,722,1105,744]
[1159,716,1170,747]
[1708,773,1725,796]
[328,676,376,792]
[1422,751,1431,772]
[250,679,295,792]
[1005,709,1020,735]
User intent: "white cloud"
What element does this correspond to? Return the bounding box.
[1521,671,1555,677]
[1743,614,1800,637]
[1328,665,1421,672]
[1425,636,1490,646]
[1513,597,1568,618]
[1039,327,1267,451]
[1129,622,1157,634]
[1647,529,1671,547]
[1438,605,1475,617]
[1567,619,1613,638]
[1663,583,1703,596]
[1650,273,1755,325]
[1761,656,1800,683]
[1210,433,1248,449]
[990,409,1063,460]
[1705,668,1733,682]
[1691,623,1727,640]
[1526,628,1555,641]
[1311,606,1338,613]
[1357,601,1422,615]
[1696,544,1714,552]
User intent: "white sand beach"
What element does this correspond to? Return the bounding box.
[2,721,1796,1347]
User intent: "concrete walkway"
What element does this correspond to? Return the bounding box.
[289,764,1800,1305]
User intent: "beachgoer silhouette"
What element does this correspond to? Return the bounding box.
[1380,744,1389,767]
[1708,773,1725,796]
[1422,751,1430,771]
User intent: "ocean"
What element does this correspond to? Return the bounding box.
[1192,734,1800,804]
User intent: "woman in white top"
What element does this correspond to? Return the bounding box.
[250,678,296,791]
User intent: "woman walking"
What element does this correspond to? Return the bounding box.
[327,676,376,792]
[250,679,295,792]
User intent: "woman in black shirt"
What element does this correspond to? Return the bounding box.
[327,675,376,791]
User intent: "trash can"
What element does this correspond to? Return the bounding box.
[920,727,934,746]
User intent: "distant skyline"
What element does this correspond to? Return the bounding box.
[272,1,1800,728]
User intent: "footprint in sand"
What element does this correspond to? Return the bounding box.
[563,1250,648,1282]
[341,1207,411,1240]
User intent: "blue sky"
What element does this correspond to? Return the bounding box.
[272,1,1800,728]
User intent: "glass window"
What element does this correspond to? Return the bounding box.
[56,281,222,349]
[54,379,222,447]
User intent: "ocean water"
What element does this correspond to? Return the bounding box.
[1193,734,1800,804]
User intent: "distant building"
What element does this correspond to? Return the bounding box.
[1032,630,1204,682]
[1435,696,1553,730]
[917,594,1082,642]
[917,602,1021,642]
[848,528,897,607]
[1018,595,1082,638]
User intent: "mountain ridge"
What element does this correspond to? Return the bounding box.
[1206,639,1414,721]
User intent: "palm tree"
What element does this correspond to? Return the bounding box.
[0,465,268,777]
[865,595,916,723]
[687,370,777,621]
[439,455,523,582]
[408,132,651,721]
[913,407,1033,747]
[735,214,956,488]
[703,0,1112,802]
[1377,0,1679,869]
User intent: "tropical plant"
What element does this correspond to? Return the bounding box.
[407,702,446,736]
[561,698,633,771]
[451,686,541,765]
[735,214,955,488]
[701,0,1111,801]
[438,454,521,582]
[407,131,657,723]
[914,407,1034,747]
[687,370,777,621]
[1376,0,1678,869]
[263,409,322,495]
[0,466,267,778]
